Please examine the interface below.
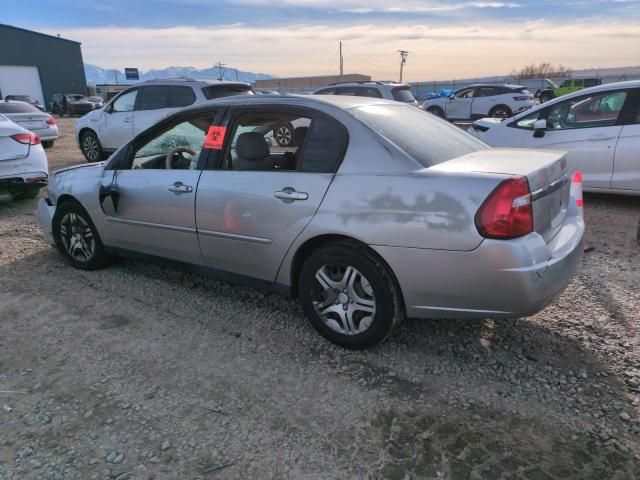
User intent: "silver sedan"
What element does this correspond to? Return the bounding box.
[36,95,584,349]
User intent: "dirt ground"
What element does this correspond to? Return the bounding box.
[0,117,639,479]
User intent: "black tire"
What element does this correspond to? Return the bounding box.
[80,131,104,163]
[540,92,553,104]
[298,241,404,349]
[42,140,54,149]
[489,105,512,119]
[52,200,111,270]
[273,123,294,147]
[427,106,445,118]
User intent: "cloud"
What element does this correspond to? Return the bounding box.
[41,21,640,81]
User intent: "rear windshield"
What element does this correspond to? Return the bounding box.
[0,102,41,114]
[202,84,254,100]
[392,87,417,103]
[351,104,488,167]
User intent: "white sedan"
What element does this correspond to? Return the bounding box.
[422,84,533,120]
[0,100,59,148]
[0,114,48,201]
[468,80,640,195]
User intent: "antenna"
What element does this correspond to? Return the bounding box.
[398,50,409,83]
[216,61,227,81]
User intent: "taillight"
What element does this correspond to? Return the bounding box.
[475,176,533,239]
[46,116,56,125]
[11,133,41,145]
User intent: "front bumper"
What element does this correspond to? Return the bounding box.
[36,198,56,245]
[373,211,584,319]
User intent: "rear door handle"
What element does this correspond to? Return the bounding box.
[274,188,308,202]
[588,135,615,141]
[168,182,193,194]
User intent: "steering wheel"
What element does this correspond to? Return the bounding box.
[165,147,196,170]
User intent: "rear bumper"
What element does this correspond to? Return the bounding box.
[373,211,584,319]
[36,198,56,245]
[33,125,59,141]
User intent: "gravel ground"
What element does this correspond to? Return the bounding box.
[0,117,639,479]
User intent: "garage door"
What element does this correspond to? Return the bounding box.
[0,66,45,106]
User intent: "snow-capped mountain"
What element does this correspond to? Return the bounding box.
[84,64,275,85]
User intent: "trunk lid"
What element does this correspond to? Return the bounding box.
[5,112,49,131]
[430,148,571,243]
[0,120,29,161]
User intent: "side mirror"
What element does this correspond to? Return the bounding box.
[448,94,455,100]
[533,119,547,138]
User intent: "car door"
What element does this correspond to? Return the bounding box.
[445,88,475,119]
[195,106,348,281]
[521,89,629,189]
[471,87,500,117]
[98,110,218,264]
[611,89,640,192]
[99,88,138,150]
[132,85,196,137]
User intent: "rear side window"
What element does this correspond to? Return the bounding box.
[169,86,196,107]
[0,102,41,113]
[315,88,336,95]
[392,87,416,103]
[351,104,488,167]
[138,86,169,110]
[476,87,501,97]
[202,84,253,100]
[299,116,348,173]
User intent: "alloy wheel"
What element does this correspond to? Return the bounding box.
[275,126,293,146]
[82,136,99,162]
[491,107,511,118]
[312,264,376,335]
[59,212,95,262]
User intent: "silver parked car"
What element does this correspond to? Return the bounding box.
[0,100,59,148]
[36,95,584,349]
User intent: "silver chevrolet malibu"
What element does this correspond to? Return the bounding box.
[37,95,584,349]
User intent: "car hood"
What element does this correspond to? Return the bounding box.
[423,98,446,106]
[473,117,508,128]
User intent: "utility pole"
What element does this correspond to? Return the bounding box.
[339,41,344,79]
[216,61,227,81]
[398,50,409,83]
[114,68,118,85]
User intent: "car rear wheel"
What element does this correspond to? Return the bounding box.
[298,241,404,349]
[274,123,294,147]
[81,131,104,163]
[427,106,445,118]
[52,200,111,270]
[489,105,512,118]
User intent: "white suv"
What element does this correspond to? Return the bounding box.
[422,84,533,120]
[75,79,253,162]
[313,81,418,106]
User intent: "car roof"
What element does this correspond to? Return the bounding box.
[463,83,525,89]
[174,92,399,115]
[320,81,410,88]
[133,78,252,87]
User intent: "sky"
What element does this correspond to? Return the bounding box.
[3,0,640,81]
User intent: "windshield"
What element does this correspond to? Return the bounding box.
[0,102,42,114]
[351,104,488,167]
[9,95,35,102]
[392,87,417,103]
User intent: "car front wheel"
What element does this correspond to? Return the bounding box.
[52,201,111,270]
[426,106,445,118]
[298,241,404,349]
[80,131,104,163]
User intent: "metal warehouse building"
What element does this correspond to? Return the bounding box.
[0,24,86,111]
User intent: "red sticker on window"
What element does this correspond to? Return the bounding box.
[204,126,226,150]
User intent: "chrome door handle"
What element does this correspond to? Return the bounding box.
[274,188,308,202]
[168,182,193,194]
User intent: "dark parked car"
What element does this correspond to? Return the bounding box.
[50,94,96,116]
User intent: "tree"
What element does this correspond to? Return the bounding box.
[510,63,572,80]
